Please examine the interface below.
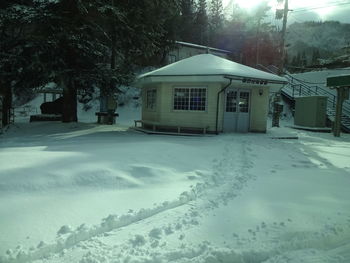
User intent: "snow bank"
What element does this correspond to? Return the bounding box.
[1,193,196,263]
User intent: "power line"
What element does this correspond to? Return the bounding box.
[292,1,350,13]
[292,0,350,9]
[287,0,349,11]
[288,13,305,24]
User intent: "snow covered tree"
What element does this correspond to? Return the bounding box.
[32,0,121,122]
[1,0,180,123]
[0,0,42,125]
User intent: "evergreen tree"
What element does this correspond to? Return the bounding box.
[301,51,307,67]
[194,0,209,45]
[284,51,289,66]
[179,0,196,42]
[296,52,301,67]
[251,2,271,65]
[0,0,180,123]
[220,4,247,59]
[0,0,43,125]
[312,48,320,64]
[209,0,224,46]
[34,0,120,122]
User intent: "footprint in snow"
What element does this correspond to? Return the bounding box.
[150,240,159,248]
[149,228,162,239]
[164,225,174,235]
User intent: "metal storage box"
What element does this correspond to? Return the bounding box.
[294,96,327,127]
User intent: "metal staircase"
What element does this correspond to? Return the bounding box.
[257,64,350,132]
[283,73,350,132]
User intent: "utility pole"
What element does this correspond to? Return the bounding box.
[272,0,289,127]
[256,19,261,66]
[278,0,289,75]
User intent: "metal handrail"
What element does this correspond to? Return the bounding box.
[284,73,350,117]
[284,73,335,97]
[255,64,350,121]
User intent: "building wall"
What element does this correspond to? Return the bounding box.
[157,82,222,132]
[141,83,162,122]
[249,87,270,132]
[141,81,270,133]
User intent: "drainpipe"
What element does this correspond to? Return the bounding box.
[215,78,232,135]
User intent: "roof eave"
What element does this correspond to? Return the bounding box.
[137,74,287,90]
[138,73,287,84]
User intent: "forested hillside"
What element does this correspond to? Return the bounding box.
[286,21,350,68]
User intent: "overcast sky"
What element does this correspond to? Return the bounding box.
[223,0,350,25]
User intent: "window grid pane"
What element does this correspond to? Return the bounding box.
[226,91,237,112]
[239,92,250,113]
[146,90,156,109]
[174,88,189,110]
[174,88,206,111]
[190,88,206,111]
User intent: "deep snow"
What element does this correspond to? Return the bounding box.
[1,93,350,263]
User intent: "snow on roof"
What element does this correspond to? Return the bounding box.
[175,41,231,54]
[138,54,287,84]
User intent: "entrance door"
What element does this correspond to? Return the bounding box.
[223,89,251,133]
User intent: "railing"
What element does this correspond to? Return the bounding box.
[284,73,350,119]
[256,64,350,131]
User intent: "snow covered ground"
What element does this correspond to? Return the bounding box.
[292,69,350,85]
[1,98,350,262]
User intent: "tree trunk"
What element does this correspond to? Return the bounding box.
[1,84,12,126]
[62,77,77,123]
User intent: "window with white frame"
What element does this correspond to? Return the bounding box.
[173,87,206,111]
[146,89,156,110]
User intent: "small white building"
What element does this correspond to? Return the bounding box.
[136,54,287,134]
